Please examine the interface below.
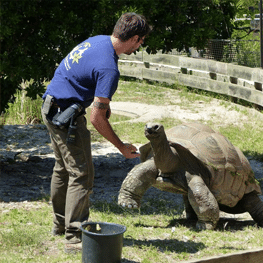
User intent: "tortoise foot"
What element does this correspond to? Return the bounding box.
[118,190,140,209]
[196,220,217,230]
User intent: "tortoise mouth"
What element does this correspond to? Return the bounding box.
[145,130,155,137]
[144,123,163,138]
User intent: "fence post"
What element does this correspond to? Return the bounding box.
[260,0,262,68]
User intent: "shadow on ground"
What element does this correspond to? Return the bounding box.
[124,236,206,254]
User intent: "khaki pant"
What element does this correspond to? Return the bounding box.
[41,107,94,243]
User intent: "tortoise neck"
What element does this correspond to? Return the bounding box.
[150,134,179,173]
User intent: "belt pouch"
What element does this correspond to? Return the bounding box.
[42,95,53,115]
[66,118,77,144]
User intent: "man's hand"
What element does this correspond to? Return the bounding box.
[120,143,140,159]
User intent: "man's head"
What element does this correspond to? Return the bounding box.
[112,12,150,42]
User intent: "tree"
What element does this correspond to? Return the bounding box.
[233,0,260,38]
[0,0,238,112]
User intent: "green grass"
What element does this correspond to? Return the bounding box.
[108,117,182,145]
[113,78,216,106]
[218,122,263,162]
[0,202,82,262]
[1,200,263,263]
[0,78,263,262]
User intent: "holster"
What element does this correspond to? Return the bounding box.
[43,95,84,130]
[52,103,83,129]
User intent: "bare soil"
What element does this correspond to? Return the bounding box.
[0,99,263,220]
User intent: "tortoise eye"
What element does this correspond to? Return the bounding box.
[154,125,159,130]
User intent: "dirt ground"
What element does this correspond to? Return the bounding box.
[0,99,263,218]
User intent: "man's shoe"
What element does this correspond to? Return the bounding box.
[52,227,65,236]
[64,242,82,254]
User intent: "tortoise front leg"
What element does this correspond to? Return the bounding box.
[118,159,158,209]
[183,195,198,220]
[187,175,219,230]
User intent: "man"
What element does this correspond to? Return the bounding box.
[41,13,150,253]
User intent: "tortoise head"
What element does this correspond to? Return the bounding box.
[145,123,166,141]
[144,123,179,172]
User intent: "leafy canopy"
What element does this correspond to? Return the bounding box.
[1,0,238,112]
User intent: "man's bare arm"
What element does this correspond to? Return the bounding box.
[90,97,140,159]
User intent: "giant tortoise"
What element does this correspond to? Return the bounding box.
[118,122,263,230]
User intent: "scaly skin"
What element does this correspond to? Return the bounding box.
[187,176,219,230]
[118,162,263,229]
[241,192,263,227]
[118,159,158,209]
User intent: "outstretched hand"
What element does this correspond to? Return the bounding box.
[120,143,140,159]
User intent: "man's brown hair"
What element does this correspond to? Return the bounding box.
[113,12,150,42]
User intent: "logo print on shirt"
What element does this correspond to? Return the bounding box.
[64,42,91,70]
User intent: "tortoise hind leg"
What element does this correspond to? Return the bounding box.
[241,192,263,227]
[118,159,158,209]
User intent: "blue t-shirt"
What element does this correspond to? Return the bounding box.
[43,35,119,108]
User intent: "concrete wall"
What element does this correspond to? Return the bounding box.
[119,52,263,107]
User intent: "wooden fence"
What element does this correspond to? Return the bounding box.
[119,52,263,107]
[182,248,263,263]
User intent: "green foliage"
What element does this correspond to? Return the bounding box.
[232,0,260,37]
[235,0,260,22]
[1,0,238,111]
[221,0,261,67]
[0,0,104,112]
[2,90,43,125]
[141,0,237,53]
[236,37,260,67]
[221,36,260,67]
